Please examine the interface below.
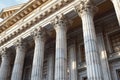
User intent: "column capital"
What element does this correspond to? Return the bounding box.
[75,0,97,17]
[0,47,10,58]
[14,38,26,48]
[31,27,46,42]
[51,14,69,32]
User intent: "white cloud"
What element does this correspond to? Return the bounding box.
[15,0,29,3]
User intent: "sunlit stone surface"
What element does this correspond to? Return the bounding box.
[0,0,119,80]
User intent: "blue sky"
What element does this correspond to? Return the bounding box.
[0,0,29,11]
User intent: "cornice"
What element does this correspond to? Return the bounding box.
[0,4,25,19]
[2,3,25,12]
[0,0,49,33]
[0,0,74,47]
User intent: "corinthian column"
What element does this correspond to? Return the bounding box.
[52,14,68,80]
[76,0,103,80]
[11,38,26,80]
[31,27,46,80]
[111,0,120,26]
[0,47,11,80]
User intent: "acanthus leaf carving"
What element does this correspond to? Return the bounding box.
[31,27,47,42]
[0,47,11,58]
[14,38,26,49]
[51,14,71,32]
[75,0,98,16]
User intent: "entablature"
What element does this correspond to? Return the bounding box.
[0,0,50,33]
[0,0,74,48]
[0,0,109,49]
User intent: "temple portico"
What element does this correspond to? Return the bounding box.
[0,0,120,80]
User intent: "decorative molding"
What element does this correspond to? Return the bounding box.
[0,0,73,47]
[75,0,97,16]
[0,47,10,57]
[14,38,26,48]
[31,27,47,41]
[51,14,69,31]
[0,0,49,33]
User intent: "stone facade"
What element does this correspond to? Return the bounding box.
[0,0,120,80]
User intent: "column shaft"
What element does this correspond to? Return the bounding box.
[53,15,68,80]
[111,0,120,26]
[81,12,102,80]
[48,53,54,80]
[11,39,26,80]
[0,48,11,80]
[55,28,67,80]
[68,45,77,80]
[97,34,112,80]
[31,27,46,80]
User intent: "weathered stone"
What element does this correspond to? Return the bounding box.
[11,38,26,80]
[52,14,68,80]
[31,27,46,80]
[76,0,103,80]
[0,47,11,80]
